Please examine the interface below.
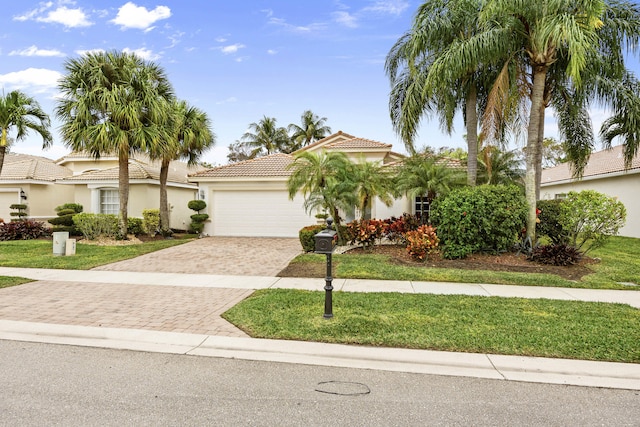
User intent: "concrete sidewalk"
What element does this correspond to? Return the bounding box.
[0,266,638,390]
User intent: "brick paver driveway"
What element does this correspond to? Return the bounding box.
[92,236,303,276]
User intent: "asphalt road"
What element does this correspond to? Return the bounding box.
[1,340,639,426]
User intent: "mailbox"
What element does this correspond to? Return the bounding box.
[315,219,337,254]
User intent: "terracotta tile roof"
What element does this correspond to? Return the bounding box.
[541,145,640,184]
[190,153,294,178]
[325,137,392,150]
[1,153,72,181]
[293,130,356,154]
[61,159,199,183]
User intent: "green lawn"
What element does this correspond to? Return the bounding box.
[223,289,640,363]
[284,236,640,290]
[0,237,194,270]
[0,276,30,289]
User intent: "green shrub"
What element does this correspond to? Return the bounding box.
[0,220,50,240]
[299,225,324,252]
[384,213,421,244]
[48,215,75,227]
[537,200,567,244]
[56,208,76,217]
[431,185,527,259]
[127,217,145,236]
[142,209,160,236]
[189,222,205,234]
[73,213,119,240]
[55,203,83,214]
[9,204,28,221]
[190,213,210,223]
[405,225,439,261]
[188,200,207,212]
[560,190,626,254]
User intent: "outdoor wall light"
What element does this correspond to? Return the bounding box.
[20,190,27,201]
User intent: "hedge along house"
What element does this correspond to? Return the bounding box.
[188,131,411,238]
[0,153,74,223]
[540,144,640,238]
[55,152,204,232]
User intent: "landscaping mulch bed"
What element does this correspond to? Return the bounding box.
[278,244,596,281]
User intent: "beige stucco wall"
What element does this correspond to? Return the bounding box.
[540,173,640,238]
[0,183,74,222]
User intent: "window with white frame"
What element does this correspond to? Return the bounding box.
[100,189,119,214]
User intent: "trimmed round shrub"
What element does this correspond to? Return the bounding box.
[188,200,207,212]
[127,217,145,236]
[55,203,83,214]
[431,185,528,259]
[299,225,324,252]
[190,213,210,223]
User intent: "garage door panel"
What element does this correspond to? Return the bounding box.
[212,190,313,237]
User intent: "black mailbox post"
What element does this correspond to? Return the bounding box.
[315,218,337,319]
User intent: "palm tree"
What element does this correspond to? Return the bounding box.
[352,160,394,220]
[56,50,174,238]
[287,151,356,237]
[151,99,215,235]
[0,90,52,177]
[386,0,503,187]
[477,146,524,185]
[426,0,640,241]
[394,153,466,224]
[241,116,290,157]
[287,110,332,152]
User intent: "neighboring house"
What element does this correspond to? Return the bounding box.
[1,151,203,231]
[540,144,640,238]
[0,153,74,222]
[188,131,411,237]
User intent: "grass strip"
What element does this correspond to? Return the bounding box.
[0,276,31,289]
[223,289,640,363]
[0,238,193,270]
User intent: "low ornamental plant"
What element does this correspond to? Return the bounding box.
[0,219,50,241]
[346,219,387,248]
[298,224,325,252]
[529,244,583,266]
[405,225,439,261]
[384,213,420,244]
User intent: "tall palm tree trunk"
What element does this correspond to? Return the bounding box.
[535,104,545,200]
[0,145,6,178]
[118,154,130,239]
[159,159,171,235]
[525,66,548,242]
[465,86,479,186]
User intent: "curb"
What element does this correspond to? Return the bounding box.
[1,319,638,391]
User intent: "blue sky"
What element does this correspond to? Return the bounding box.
[1,1,637,165]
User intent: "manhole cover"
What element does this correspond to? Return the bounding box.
[315,381,371,396]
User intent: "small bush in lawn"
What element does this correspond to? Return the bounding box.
[384,213,420,244]
[560,190,626,254]
[529,244,583,266]
[73,213,119,240]
[299,224,324,252]
[187,200,208,234]
[431,185,527,259]
[0,219,50,241]
[537,200,568,244]
[405,225,439,261]
[127,217,145,236]
[346,219,387,248]
[142,209,160,236]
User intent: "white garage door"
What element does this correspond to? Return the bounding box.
[211,190,313,237]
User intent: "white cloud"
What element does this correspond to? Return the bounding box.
[216,97,237,105]
[122,47,161,61]
[267,16,327,34]
[74,48,105,56]
[332,11,358,28]
[14,3,92,28]
[0,68,62,93]
[9,45,65,58]
[111,2,171,30]
[221,44,245,54]
[267,49,278,55]
[363,0,409,16]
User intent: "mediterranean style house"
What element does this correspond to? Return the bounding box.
[0,151,202,230]
[540,144,640,238]
[188,131,411,237]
